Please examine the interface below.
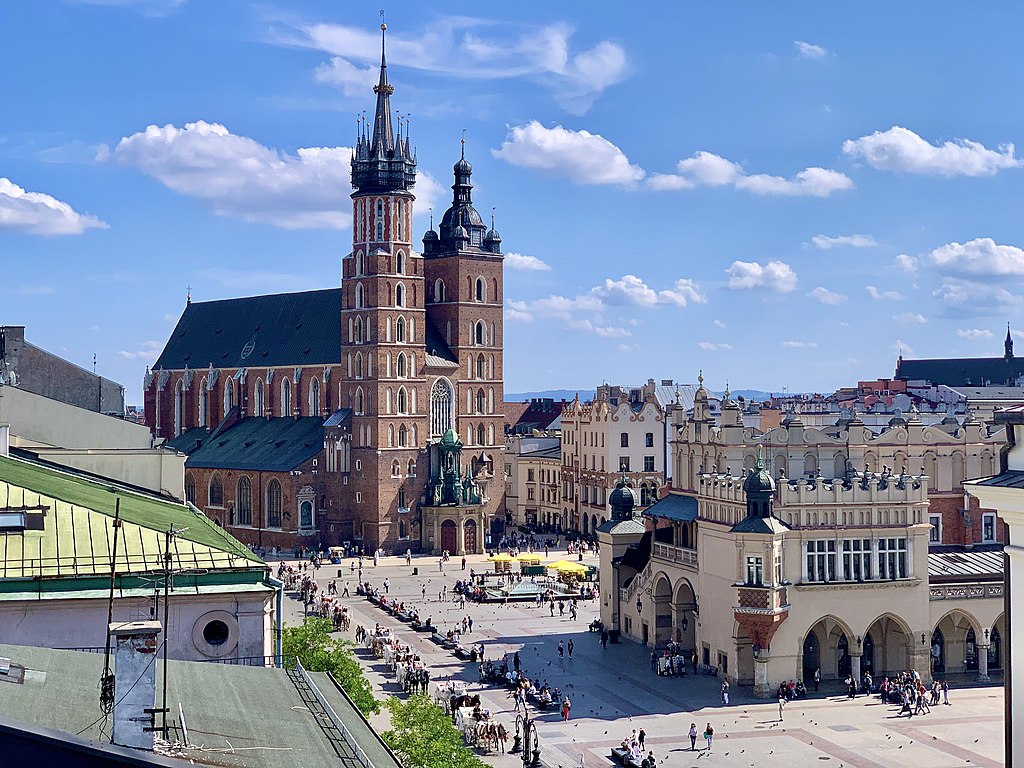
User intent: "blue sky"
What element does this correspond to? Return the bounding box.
[4,1,1024,403]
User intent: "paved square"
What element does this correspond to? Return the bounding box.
[278,552,1005,768]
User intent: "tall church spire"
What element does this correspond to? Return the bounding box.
[370,21,395,156]
[1006,322,1014,360]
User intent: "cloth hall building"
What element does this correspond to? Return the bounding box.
[144,26,505,555]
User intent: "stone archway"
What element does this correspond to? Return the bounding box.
[440,519,457,555]
[932,609,981,676]
[652,573,673,647]
[802,616,855,682]
[672,578,697,652]
[863,613,913,678]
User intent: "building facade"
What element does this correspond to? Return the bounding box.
[143,26,505,554]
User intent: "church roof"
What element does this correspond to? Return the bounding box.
[642,493,698,522]
[730,516,790,535]
[181,416,327,472]
[154,289,343,372]
[424,316,458,368]
[896,355,1024,387]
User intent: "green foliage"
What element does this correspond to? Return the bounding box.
[282,617,380,716]
[382,695,489,768]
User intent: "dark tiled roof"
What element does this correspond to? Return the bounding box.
[596,517,645,535]
[643,493,698,522]
[928,546,1003,579]
[185,416,325,472]
[424,316,458,366]
[966,470,1024,489]
[730,515,791,534]
[322,408,353,428]
[165,425,210,455]
[521,445,561,460]
[896,355,1024,387]
[154,289,343,371]
[619,531,652,572]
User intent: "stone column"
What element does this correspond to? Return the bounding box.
[850,653,862,690]
[432,516,439,555]
[910,645,931,685]
[753,656,772,698]
[977,643,991,683]
[458,517,466,556]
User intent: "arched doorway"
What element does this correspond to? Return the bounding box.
[440,519,457,555]
[989,625,1003,671]
[591,514,598,535]
[464,519,478,554]
[802,633,820,684]
[582,515,589,535]
[863,614,911,676]
[965,628,977,672]
[837,634,851,678]
[862,633,875,676]
[931,629,945,674]
[672,579,697,651]
[652,574,672,647]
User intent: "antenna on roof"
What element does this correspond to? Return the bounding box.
[99,498,122,715]
[186,284,191,305]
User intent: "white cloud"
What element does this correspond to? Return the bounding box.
[70,0,185,16]
[567,318,630,338]
[896,254,918,273]
[894,339,915,357]
[0,177,108,235]
[928,237,1024,277]
[726,260,798,292]
[866,285,903,301]
[810,234,876,249]
[314,57,379,97]
[101,121,366,229]
[958,328,994,339]
[18,284,56,295]
[117,340,163,361]
[794,40,827,59]
[285,18,626,114]
[196,268,320,294]
[650,150,852,197]
[932,278,1022,309]
[893,312,928,324]
[808,286,847,305]
[782,340,818,348]
[713,319,727,329]
[504,252,551,271]
[592,275,707,307]
[842,126,1022,176]
[492,122,644,185]
[698,341,732,351]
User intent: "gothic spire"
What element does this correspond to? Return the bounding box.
[1006,322,1014,360]
[370,21,395,156]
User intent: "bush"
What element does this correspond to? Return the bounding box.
[382,695,489,768]
[282,617,379,716]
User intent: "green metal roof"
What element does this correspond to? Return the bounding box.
[0,454,262,584]
[180,416,325,472]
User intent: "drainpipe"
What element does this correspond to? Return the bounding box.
[267,575,284,667]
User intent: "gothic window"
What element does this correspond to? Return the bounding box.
[407,459,416,477]
[467,424,474,445]
[492,277,498,302]
[396,317,406,343]
[388,425,395,447]
[355,387,364,416]
[300,500,313,529]
[409,317,414,342]
[267,480,282,528]
[476,354,485,379]
[488,388,494,413]
[277,378,289,416]
[375,199,384,240]
[487,423,494,445]
[396,283,405,307]
[475,277,485,302]
[398,425,408,447]
[354,317,363,344]
[355,283,364,308]
[446,321,451,345]
[386,353,392,377]
[254,378,264,417]
[477,424,485,446]
[309,377,320,416]
[237,477,253,526]
[410,388,416,414]
[430,377,454,436]
[356,251,365,276]
[396,251,405,274]
[174,379,184,436]
[476,389,486,414]
[397,387,408,414]
[386,388,393,413]
[489,354,494,378]
[355,353,363,379]
[223,379,235,416]
[490,322,495,346]
[199,378,208,427]
[391,460,401,476]
[209,474,223,506]
[434,278,446,303]
[397,353,407,378]
[185,472,196,504]
[409,354,416,377]
[475,321,485,345]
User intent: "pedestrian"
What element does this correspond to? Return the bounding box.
[942,680,950,705]
[550,601,555,617]
[721,680,729,706]
[601,629,609,649]
[703,723,714,752]
[383,578,390,594]
[514,651,521,672]
[813,667,820,692]
[561,695,571,721]
[688,723,698,750]
[468,616,474,632]
[638,728,646,750]
[439,558,444,572]
[557,640,564,658]
[421,585,426,601]
[691,652,698,675]
[567,639,574,658]
[442,585,447,601]
[650,651,658,672]
[778,693,786,722]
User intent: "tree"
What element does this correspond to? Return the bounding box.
[382,695,489,768]
[282,617,379,716]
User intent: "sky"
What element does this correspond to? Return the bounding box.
[4,1,1024,403]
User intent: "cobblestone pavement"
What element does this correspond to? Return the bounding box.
[275,552,1005,768]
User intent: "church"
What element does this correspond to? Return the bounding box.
[144,24,506,555]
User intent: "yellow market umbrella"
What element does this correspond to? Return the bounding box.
[488,553,515,562]
[516,553,541,562]
[547,560,588,572]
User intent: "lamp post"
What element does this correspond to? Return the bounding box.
[511,712,541,767]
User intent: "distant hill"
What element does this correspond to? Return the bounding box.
[506,388,594,402]
[714,389,775,402]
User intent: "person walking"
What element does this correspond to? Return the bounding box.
[688,723,698,750]
[691,652,698,675]
[567,639,574,658]
[383,578,390,594]
[703,723,714,752]
[559,601,565,616]
[513,651,521,672]
[778,693,786,722]
[467,616,474,632]
[561,695,572,721]
[721,680,730,706]
[600,629,609,649]
[650,651,658,672]
[442,585,447,601]
[942,680,950,705]
[638,728,646,750]
[550,601,555,617]
[461,556,467,570]
[557,640,564,658]
[421,584,427,601]
[439,557,444,572]
[813,667,820,692]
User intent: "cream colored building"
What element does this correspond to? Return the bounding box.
[603,382,1005,695]
[504,434,562,529]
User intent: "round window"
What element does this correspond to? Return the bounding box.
[203,619,230,646]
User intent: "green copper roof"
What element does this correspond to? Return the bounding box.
[0,454,262,582]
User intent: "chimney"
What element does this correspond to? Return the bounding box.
[0,423,9,457]
[109,621,162,751]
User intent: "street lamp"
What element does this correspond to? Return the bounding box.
[511,713,541,767]
[752,642,761,659]
[635,598,643,615]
